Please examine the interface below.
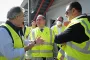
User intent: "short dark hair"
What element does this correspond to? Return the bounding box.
[7,6,23,20]
[60,16,63,22]
[69,1,82,13]
[57,16,64,22]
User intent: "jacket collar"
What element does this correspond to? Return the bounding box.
[6,20,22,35]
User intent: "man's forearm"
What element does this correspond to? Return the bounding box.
[24,41,35,52]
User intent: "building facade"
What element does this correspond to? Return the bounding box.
[21,0,90,27]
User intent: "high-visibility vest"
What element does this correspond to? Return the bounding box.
[24,26,36,39]
[51,25,65,35]
[0,24,24,60]
[30,26,54,57]
[64,16,90,60]
[24,26,31,39]
[51,25,66,60]
[57,44,66,60]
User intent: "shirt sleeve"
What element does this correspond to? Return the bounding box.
[0,28,25,59]
[55,23,89,44]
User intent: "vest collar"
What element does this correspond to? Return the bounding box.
[6,21,22,35]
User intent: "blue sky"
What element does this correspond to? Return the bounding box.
[0,0,23,22]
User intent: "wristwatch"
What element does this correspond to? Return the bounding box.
[34,40,36,44]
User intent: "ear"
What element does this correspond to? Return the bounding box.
[72,8,76,13]
[71,8,77,15]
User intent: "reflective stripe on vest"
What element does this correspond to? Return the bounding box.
[50,28,52,44]
[81,19,90,38]
[65,53,76,60]
[0,24,23,60]
[67,41,90,54]
[31,50,53,53]
[33,42,53,46]
[42,42,53,45]
[59,49,65,57]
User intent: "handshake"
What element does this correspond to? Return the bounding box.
[25,37,44,51]
[34,37,44,45]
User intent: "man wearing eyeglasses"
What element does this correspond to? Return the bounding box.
[55,1,90,60]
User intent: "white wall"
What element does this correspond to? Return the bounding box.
[0,21,5,25]
[46,0,90,27]
[78,0,90,14]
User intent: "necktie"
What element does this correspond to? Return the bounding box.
[40,29,43,32]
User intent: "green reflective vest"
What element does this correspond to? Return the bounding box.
[24,26,31,39]
[51,25,66,60]
[51,25,65,35]
[24,26,36,39]
[30,26,55,57]
[0,24,24,60]
[64,16,90,60]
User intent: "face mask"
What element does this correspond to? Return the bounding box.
[56,21,62,25]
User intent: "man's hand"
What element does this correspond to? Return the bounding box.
[24,42,35,51]
[60,55,64,60]
[35,37,44,45]
[64,21,70,26]
[28,42,35,48]
[24,37,44,51]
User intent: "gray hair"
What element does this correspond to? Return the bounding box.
[7,6,24,20]
[37,15,46,20]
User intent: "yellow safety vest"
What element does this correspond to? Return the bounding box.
[0,24,24,60]
[51,25,65,35]
[57,44,66,60]
[24,26,36,39]
[24,26,31,39]
[30,26,54,57]
[51,25,66,60]
[64,17,90,60]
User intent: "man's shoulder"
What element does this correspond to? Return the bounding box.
[44,26,54,33]
[51,25,56,28]
[0,27,9,34]
[44,26,50,30]
[34,27,39,30]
